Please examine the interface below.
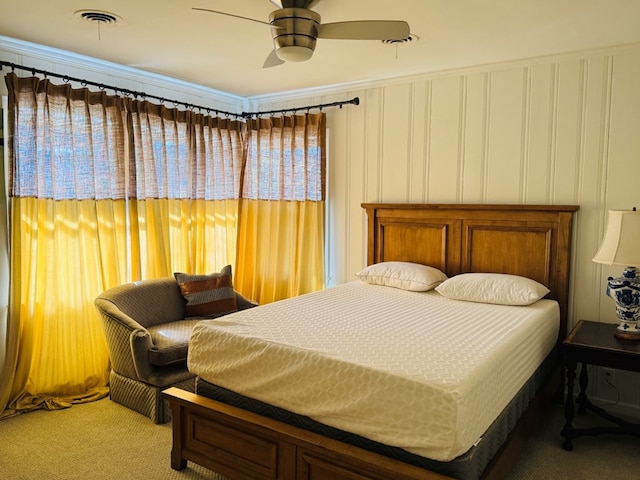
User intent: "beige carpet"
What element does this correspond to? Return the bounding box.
[0,397,637,479]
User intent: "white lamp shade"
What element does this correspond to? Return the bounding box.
[592,209,640,266]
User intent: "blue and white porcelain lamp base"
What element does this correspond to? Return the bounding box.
[607,266,640,340]
[593,209,640,341]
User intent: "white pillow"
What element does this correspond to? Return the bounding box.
[435,273,550,306]
[356,262,447,292]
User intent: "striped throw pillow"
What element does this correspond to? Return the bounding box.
[174,265,238,318]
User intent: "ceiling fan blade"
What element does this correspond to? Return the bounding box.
[192,8,277,27]
[318,20,410,41]
[263,49,285,68]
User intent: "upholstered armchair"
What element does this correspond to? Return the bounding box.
[94,269,257,423]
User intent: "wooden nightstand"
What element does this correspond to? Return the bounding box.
[561,320,640,451]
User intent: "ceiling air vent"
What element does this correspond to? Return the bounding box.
[75,10,120,24]
[74,10,122,39]
[382,34,419,46]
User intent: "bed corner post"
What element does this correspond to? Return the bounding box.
[163,387,188,471]
[556,209,578,342]
[362,203,378,266]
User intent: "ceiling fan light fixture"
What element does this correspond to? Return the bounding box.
[276,45,314,62]
[269,8,320,62]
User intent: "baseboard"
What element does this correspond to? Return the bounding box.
[586,398,640,422]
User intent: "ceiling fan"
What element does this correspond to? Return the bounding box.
[193,0,411,67]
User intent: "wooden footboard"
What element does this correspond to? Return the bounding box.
[163,387,454,480]
[163,368,559,480]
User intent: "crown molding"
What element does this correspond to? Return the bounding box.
[246,42,640,106]
[0,36,246,110]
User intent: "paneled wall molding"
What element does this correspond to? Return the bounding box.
[317,42,639,408]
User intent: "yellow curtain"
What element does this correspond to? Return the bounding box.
[4,198,127,413]
[235,113,326,303]
[134,198,239,277]
[236,199,324,302]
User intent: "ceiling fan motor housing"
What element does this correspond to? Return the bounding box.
[269,8,320,62]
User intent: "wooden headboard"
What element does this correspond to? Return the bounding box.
[362,203,579,340]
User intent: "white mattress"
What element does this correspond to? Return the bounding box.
[188,281,559,461]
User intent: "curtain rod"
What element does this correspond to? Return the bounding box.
[241,97,359,118]
[0,61,359,119]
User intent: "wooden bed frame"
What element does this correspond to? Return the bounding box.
[164,203,579,480]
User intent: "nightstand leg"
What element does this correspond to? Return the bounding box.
[576,362,589,415]
[562,358,577,451]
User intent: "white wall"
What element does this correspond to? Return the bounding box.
[2,37,639,411]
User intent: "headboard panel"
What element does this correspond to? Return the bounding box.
[362,203,579,340]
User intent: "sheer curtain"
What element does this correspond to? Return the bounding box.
[0,74,244,417]
[235,113,326,304]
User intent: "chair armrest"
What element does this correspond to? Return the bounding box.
[129,328,154,382]
[95,297,155,382]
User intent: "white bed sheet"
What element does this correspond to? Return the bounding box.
[188,281,559,461]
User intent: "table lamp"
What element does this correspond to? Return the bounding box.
[592,208,640,340]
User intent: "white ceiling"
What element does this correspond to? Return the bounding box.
[1,0,639,98]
